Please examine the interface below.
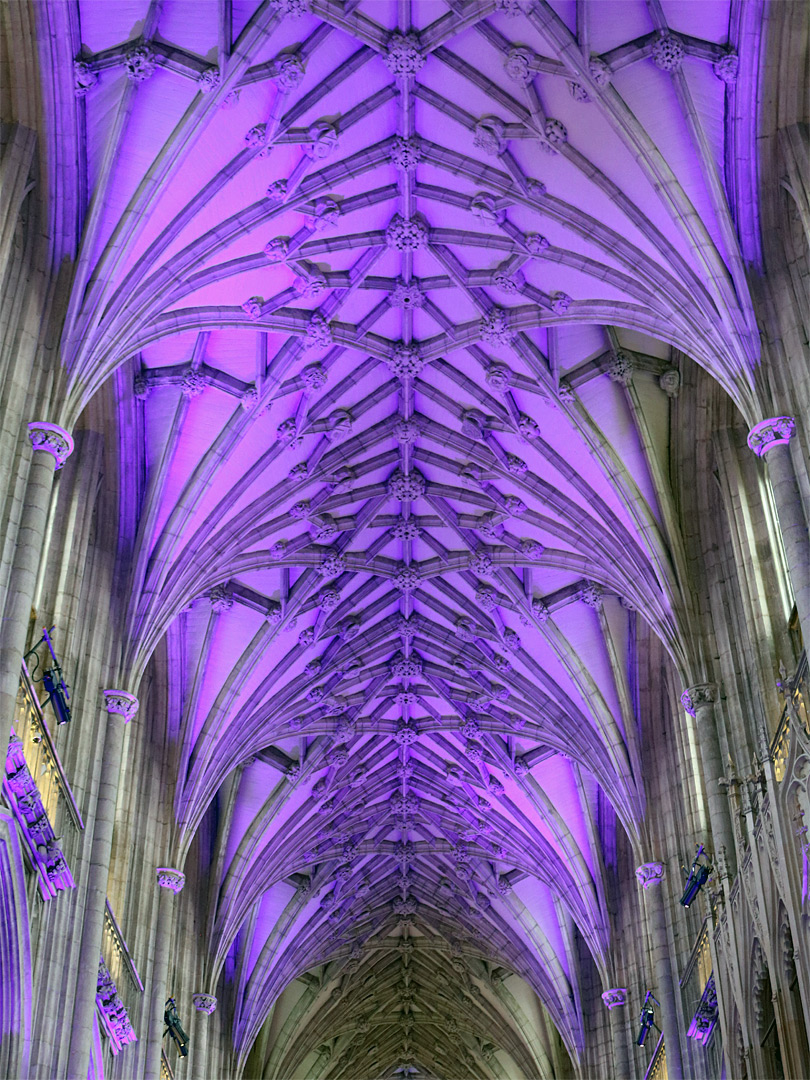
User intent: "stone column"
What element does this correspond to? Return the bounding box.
[192,994,217,1080]
[635,863,683,1080]
[65,690,139,1079]
[602,988,632,1078]
[0,422,73,752]
[748,417,810,647]
[146,868,185,1080]
[681,683,736,877]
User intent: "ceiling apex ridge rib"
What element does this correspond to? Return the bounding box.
[98,203,721,408]
[177,665,639,876]
[131,501,673,704]
[309,0,389,51]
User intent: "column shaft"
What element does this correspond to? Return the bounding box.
[146,870,185,1080]
[0,451,57,751]
[694,700,736,876]
[643,883,683,1080]
[146,888,174,1080]
[766,442,810,647]
[65,715,127,1079]
[192,1010,214,1080]
[610,1005,632,1079]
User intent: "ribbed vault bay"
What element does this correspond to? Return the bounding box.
[64,0,757,1075]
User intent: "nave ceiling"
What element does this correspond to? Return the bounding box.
[47,0,766,1074]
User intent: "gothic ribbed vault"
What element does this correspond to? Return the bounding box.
[56,0,766,1075]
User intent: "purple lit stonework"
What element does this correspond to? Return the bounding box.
[96,956,137,1053]
[1,3,807,1079]
[103,689,140,722]
[27,422,74,470]
[747,416,796,457]
[601,988,629,1009]
[156,868,185,893]
[687,975,719,1045]
[681,683,718,717]
[635,862,666,889]
[4,733,74,899]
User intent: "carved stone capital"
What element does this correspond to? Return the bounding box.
[681,683,718,716]
[156,867,185,893]
[747,416,795,457]
[192,993,217,1014]
[103,689,139,722]
[601,988,628,1009]
[635,862,665,889]
[27,422,74,470]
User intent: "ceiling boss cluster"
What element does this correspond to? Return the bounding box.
[54,0,762,1076]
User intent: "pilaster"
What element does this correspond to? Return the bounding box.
[146,868,186,1079]
[602,988,631,1078]
[66,689,139,1080]
[636,862,684,1079]
[0,422,73,753]
[748,417,810,648]
[681,683,736,877]
[192,994,218,1080]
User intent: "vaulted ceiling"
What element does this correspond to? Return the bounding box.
[57,0,761,1075]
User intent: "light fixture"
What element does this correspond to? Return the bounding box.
[636,992,660,1046]
[164,998,189,1057]
[680,844,712,907]
[25,627,72,725]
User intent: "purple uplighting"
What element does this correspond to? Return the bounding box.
[3,1,805,1078]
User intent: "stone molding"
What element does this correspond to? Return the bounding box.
[73,61,97,96]
[103,690,140,722]
[607,351,634,385]
[27,422,74,470]
[601,988,629,1009]
[578,581,604,609]
[198,67,220,93]
[192,993,217,1014]
[635,862,665,889]
[659,368,681,397]
[386,214,428,251]
[681,683,718,716]
[97,956,137,1049]
[652,32,684,72]
[156,868,185,893]
[747,416,795,457]
[124,45,156,82]
[384,32,424,77]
